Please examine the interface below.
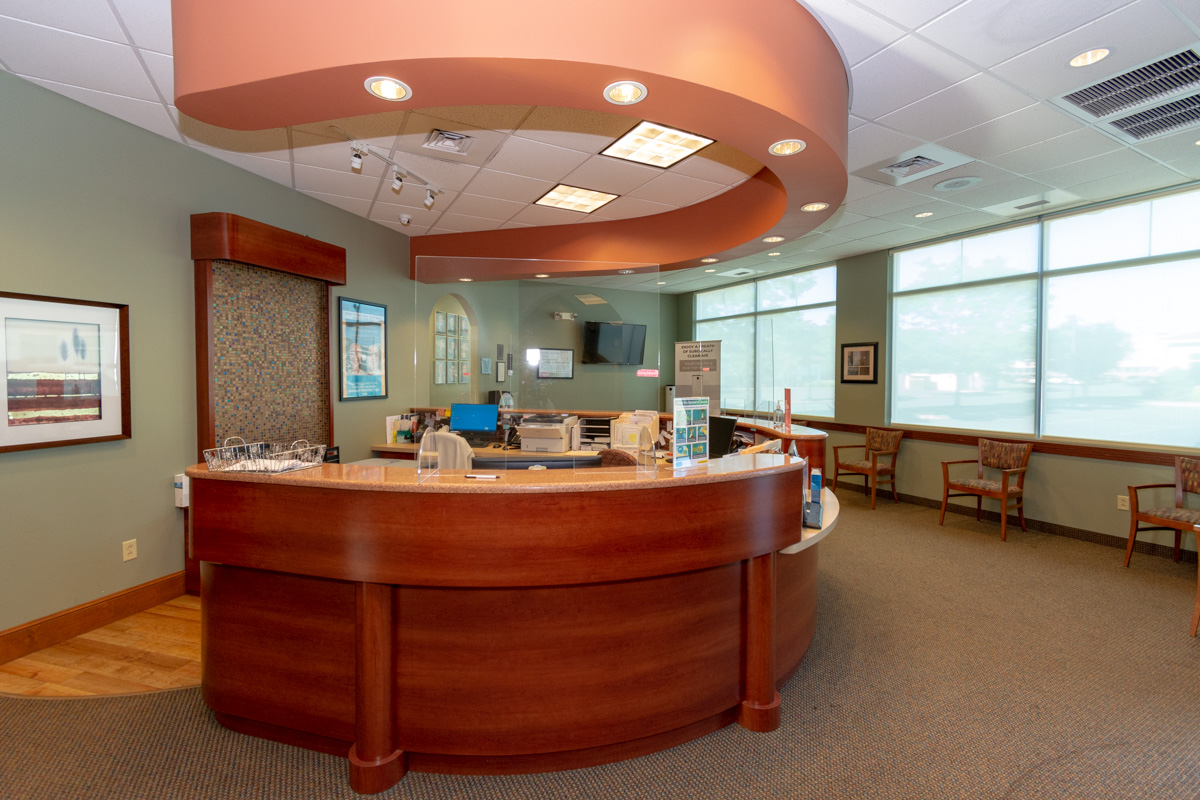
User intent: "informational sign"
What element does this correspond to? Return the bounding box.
[675,341,721,416]
[673,396,710,470]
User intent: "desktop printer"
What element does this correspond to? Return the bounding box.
[517,415,579,453]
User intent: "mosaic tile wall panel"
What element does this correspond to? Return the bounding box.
[211,260,330,447]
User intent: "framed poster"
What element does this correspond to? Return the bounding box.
[434,312,447,334]
[338,297,387,400]
[840,341,879,384]
[446,337,458,361]
[434,335,446,360]
[459,361,470,383]
[434,360,446,385]
[535,348,574,379]
[447,313,458,335]
[481,357,492,375]
[459,315,469,335]
[446,361,457,383]
[1,291,131,453]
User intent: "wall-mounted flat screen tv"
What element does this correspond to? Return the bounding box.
[581,321,647,365]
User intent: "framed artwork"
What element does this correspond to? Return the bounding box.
[459,315,469,335]
[446,337,458,361]
[434,335,446,360]
[535,348,574,379]
[1,291,131,453]
[338,297,387,400]
[434,312,447,334]
[840,341,879,384]
[446,362,457,383]
[434,360,446,385]
[481,357,492,375]
[447,313,458,335]
[459,361,469,383]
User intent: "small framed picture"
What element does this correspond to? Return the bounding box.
[481,357,492,375]
[447,314,458,335]
[434,360,446,385]
[446,361,457,383]
[435,311,447,334]
[338,297,387,400]
[459,361,469,383]
[447,337,458,361]
[460,315,470,335]
[434,335,446,360]
[841,342,879,384]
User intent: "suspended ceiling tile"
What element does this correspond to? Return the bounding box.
[375,218,431,236]
[370,200,445,227]
[292,112,405,148]
[500,220,535,229]
[988,128,1124,174]
[842,175,890,203]
[180,113,291,160]
[878,73,1035,142]
[110,0,174,54]
[1164,155,1200,178]
[942,176,1053,208]
[897,161,1016,197]
[394,112,507,168]
[857,0,964,29]
[1133,125,1200,160]
[462,169,555,203]
[139,49,172,100]
[24,77,182,142]
[873,197,967,224]
[560,155,661,195]
[990,0,1198,99]
[369,149,480,193]
[814,208,868,232]
[301,190,372,217]
[192,145,294,184]
[827,217,907,239]
[849,35,977,119]
[432,213,506,233]
[804,0,905,66]
[627,172,723,207]
[860,226,929,247]
[936,104,1082,160]
[1172,0,1200,28]
[507,203,591,227]
[1027,147,1159,188]
[375,186,461,212]
[846,123,924,171]
[918,0,1135,69]
[486,135,591,182]
[843,186,925,217]
[0,0,127,43]
[0,17,157,101]
[294,162,384,198]
[670,145,760,184]
[589,195,673,221]
[1063,163,1188,200]
[516,106,633,153]
[444,193,525,222]
[913,208,1007,233]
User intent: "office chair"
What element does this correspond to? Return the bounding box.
[419,430,474,470]
[831,427,903,509]
[939,439,1033,542]
[1126,456,1200,568]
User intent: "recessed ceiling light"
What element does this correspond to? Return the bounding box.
[534,273,550,278]
[1069,48,1110,68]
[914,211,934,218]
[934,176,983,192]
[700,257,719,264]
[604,81,647,105]
[617,269,634,275]
[602,121,713,168]
[535,184,618,213]
[656,281,666,285]
[364,76,411,101]
[768,252,782,257]
[801,202,829,212]
[768,139,806,156]
[762,235,785,243]
[704,268,717,273]
[459,278,473,282]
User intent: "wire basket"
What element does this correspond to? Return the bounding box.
[203,438,327,474]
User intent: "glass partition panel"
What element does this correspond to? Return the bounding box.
[414,255,664,475]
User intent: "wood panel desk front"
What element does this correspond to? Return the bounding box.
[186,454,837,793]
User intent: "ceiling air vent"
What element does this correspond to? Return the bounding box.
[1062,50,1200,119]
[851,144,974,187]
[1108,92,1200,140]
[422,129,475,155]
[719,268,758,278]
[879,155,943,179]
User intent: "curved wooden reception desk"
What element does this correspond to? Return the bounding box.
[185,453,838,794]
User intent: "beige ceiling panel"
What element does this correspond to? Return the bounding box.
[292,112,406,147]
[433,213,506,233]
[301,190,371,217]
[628,173,723,206]
[192,146,293,185]
[445,193,525,222]
[384,150,495,193]
[294,163,384,198]
[508,203,592,226]
[486,136,591,182]
[374,186,461,212]
[371,200,446,228]
[393,112,508,167]
[589,196,673,221]
[375,218,430,236]
[500,221,535,229]
[516,106,636,153]
[292,130,385,175]
[462,169,556,203]
[26,77,183,143]
[560,156,660,195]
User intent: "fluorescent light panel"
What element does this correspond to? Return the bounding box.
[602,121,713,168]
[535,184,618,213]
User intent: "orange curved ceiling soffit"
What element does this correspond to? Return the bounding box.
[172,0,849,282]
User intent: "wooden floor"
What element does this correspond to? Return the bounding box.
[0,595,202,697]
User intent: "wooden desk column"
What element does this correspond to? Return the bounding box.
[738,552,782,731]
[348,582,406,793]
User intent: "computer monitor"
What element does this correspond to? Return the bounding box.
[449,403,499,433]
[709,415,739,458]
[470,454,602,470]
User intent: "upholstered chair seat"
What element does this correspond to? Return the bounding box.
[939,439,1033,542]
[831,428,903,509]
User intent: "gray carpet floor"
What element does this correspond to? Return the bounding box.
[5,493,1200,799]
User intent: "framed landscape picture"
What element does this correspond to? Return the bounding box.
[338,297,387,400]
[1,291,131,453]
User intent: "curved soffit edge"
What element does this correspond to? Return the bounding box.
[172,0,850,282]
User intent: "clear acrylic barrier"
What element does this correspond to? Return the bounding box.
[414,255,663,477]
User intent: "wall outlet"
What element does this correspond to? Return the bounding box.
[122,539,137,561]
[1117,495,1129,511]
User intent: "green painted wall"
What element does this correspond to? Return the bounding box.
[0,73,414,630]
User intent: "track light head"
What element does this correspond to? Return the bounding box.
[391,166,403,191]
[350,151,363,170]
[423,189,435,210]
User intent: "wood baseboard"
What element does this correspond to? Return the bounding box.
[0,571,186,665]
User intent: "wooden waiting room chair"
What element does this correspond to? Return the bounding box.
[830,428,903,509]
[939,439,1033,542]
[1125,455,1200,568]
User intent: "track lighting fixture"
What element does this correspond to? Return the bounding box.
[333,127,444,209]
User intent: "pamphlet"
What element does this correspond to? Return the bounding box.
[672,396,709,470]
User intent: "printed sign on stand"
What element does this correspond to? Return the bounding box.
[673,396,710,470]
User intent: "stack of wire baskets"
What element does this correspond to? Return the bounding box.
[203,437,327,474]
